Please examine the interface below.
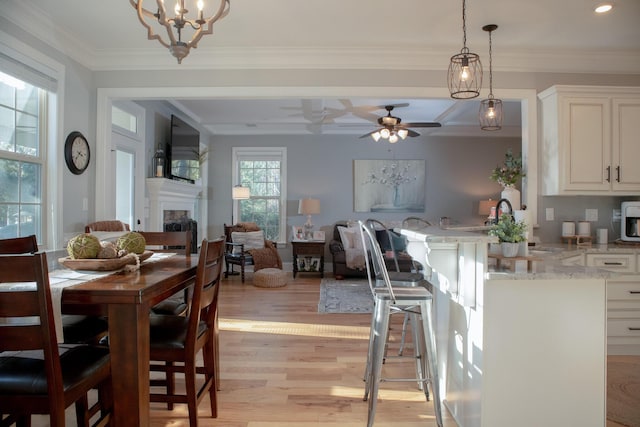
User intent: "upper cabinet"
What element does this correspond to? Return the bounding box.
[539,85,640,195]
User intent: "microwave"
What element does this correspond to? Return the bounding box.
[621,201,640,242]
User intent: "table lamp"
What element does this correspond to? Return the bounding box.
[298,198,320,240]
[232,185,250,224]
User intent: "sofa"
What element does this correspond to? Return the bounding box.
[329,220,416,279]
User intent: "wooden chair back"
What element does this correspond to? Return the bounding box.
[85,220,131,233]
[190,238,225,337]
[0,251,112,426]
[0,234,38,254]
[138,230,192,256]
[0,252,67,422]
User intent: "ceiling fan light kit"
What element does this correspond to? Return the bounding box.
[479,24,503,131]
[130,0,230,64]
[448,0,482,99]
[361,105,441,144]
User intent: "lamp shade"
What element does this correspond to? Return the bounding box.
[478,199,494,216]
[232,185,250,200]
[298,198,320,215]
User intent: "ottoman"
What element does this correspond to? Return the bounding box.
[253,268,288,288]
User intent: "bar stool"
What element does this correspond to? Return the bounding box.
[358,221,443,427]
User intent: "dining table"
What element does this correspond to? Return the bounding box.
[59,253,198,426]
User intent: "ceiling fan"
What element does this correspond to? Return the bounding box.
[359,105,441,143]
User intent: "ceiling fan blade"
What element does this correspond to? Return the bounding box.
[406,129,421,137]
[359,129,381,139]
[402,122,442,128]
[376,103,409,110]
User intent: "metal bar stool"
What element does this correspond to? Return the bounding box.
[358,221,443,427]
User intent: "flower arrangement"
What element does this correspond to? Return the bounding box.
[488,214,528,243]
[490,149,525,187]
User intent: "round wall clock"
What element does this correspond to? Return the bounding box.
[64,131,90,175]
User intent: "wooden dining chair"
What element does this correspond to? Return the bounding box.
[0,251,112,427]
[138,230,193,315]
[0,235,108,346]
[148,237,225,427]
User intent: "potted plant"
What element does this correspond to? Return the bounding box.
[490,149,525,210]
[488,213,528,257]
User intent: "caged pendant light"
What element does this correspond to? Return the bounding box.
[478,24,503,131]
[448,0,482,99]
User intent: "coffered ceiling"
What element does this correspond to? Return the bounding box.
[3,0,639,138]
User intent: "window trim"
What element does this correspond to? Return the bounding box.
[0,30,65,249]
[232,147,287,243]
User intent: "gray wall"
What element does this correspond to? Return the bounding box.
[209,134,519,262]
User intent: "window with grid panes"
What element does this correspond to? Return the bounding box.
[233,147,287,242]
[0,71,45,241]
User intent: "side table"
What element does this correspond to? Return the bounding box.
[291,240,325,278]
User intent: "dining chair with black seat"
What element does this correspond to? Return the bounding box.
[138,230,192,316]
[0,251,112,427]
[148,237,225,427]
[0,235,108,346]
[358,221,443,427]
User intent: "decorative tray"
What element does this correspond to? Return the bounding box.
[58,251,153,271]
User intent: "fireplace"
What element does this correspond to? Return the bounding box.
[163,210,198,254]
[146,178,202,251]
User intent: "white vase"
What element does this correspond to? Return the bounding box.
[501,185,521,211]
[502,242,520,258]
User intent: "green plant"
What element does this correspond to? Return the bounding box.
[490,148,525,187]
[488,214,528,243]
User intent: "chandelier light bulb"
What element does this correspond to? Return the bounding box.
[174,1,181,15]
[398,129,409,139]
[380,128,391,139]
[371,131,381,142]
[389,134,399,143]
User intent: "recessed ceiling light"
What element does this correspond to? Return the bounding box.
[594,3,613,13]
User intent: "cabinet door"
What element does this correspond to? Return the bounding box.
[612,98,640,191]
[586,253,636,273]
[562,97,611,191]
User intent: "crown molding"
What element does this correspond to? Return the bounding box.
[5,0,640,75]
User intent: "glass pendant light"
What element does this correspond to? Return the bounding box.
[448,0,482,99]
[479,24,503,131]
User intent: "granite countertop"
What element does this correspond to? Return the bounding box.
[399,225,499,244]
[487,242,640,280]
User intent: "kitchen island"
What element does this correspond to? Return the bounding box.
[399,226,611,427]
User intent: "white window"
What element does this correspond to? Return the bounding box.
[232,147,287,243]
[0,71,46,241]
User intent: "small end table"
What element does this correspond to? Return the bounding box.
[291,240,325,278]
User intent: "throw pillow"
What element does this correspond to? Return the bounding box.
[338,226,362,250]
[390,231,407,252]
[231,230,265,254]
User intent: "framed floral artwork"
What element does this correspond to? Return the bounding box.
[354,159,425,213]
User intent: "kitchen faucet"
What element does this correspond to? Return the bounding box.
[491,198,514,224]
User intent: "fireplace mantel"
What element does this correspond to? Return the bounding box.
[146,178,202,232]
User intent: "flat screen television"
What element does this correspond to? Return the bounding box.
[169,114,200,183]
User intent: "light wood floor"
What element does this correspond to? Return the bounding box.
[31,273,636,426]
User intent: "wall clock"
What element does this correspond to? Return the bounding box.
[64,131,90,175]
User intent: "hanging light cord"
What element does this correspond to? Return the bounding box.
[488,28,494,98]
[462,0,467,49]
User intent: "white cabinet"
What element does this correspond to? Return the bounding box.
[539,85,640,195]
[586,252,636,273]
[606,278,640,355]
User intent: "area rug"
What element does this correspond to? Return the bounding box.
[607,356,640,427]
[317,279,373,313]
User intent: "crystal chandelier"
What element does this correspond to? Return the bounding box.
[130,0,231,64]
[479,24,503,131]
[447,0,482,99]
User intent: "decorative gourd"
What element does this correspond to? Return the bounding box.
[116,232,146,255]
[67,233,101,259]
[97,241,118,259]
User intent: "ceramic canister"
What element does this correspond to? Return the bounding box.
[577,221,591,237]
[562,221,576,237]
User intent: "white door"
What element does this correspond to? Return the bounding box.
[111,130,144,230]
